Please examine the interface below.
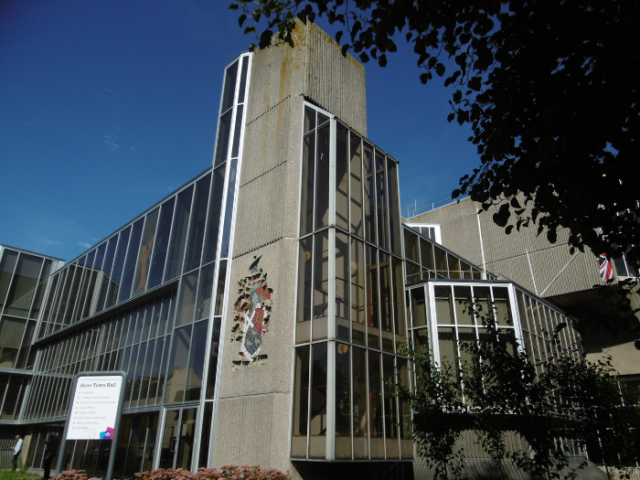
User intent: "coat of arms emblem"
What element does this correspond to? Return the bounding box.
[231,256,273,369]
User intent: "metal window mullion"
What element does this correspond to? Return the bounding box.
[36,272,58,338]
[508,285,526,356]
[89,243,108,316]
[115,226,134,298]
[49,271,68,333]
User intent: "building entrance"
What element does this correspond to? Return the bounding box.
[159,407,198,471]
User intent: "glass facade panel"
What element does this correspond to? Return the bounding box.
[312,231,329,340]
[296,237,312,343]
[106,226,131,309]
[0,250,18,309]
[351,238,366,345]
[165,186,194,281]
[309,343,327,459]
[183,173,211,272]
[315,124,330,230]
[4,253,43,317]
[335,232,350,341]
[300,132,315,236]
[132,208,159,296]
[335,342,352,459]
[350,132,363,237]
[336,124,349,231]
[164,324,192,404]
[202,165,226,265]
[148,198,175,290]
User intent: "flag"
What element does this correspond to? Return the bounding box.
[598,253,614,281]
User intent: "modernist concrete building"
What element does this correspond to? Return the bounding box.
[0,21,605,480]
[408,198,640,387]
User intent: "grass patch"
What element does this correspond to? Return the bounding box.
[0,469,40,480]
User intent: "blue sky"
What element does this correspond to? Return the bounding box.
[0,0,480,262]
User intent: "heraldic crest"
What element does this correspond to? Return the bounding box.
[231,256,273,369]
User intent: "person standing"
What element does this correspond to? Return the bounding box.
[11,435,23,470]
[43,430,59,480]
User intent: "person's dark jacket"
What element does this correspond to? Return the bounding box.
[44,435,59,456]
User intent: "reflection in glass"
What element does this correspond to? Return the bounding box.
[97,235,118,311]
[195,263,214,321]
[214,109,232,167]
[291,346,310,458]
[202,165,226,265]
[183,174,211,273]
[366,246,379,349]
[0,250,19,309]
[176,271,198,327]
[352,346,369,459]
[410,287,427,328]
[364,144,376,243]
[119,218,144,303]
[387,159,403,256]
[133,209,159,296]
[165,325,192,404]
[383,354,399,458]
[148,198,175,290]
[231,105,244,158]
[493,287,513,326]
[336,124,349,231]
[308,343,327,458]
[300,132,315,236]
[296,237,312,343]
[220,60,238,113]
[368,351,384,459]
[351,238,366,345]
[434,286,453,325]
[205,317,222,399]
[185,320,208,402]
[350,132,363,237]
[454,286,473,325]
[4,253,43,317]
[335,232,350,341]
[220,159,238,258]
[106,226,131,309]
[380,253,394,352]
[315,125,330,230]
[165,186,194,281]
[375,152,388,251]
[312,232,329,340]
[335,343,352,459]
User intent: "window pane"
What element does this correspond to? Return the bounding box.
[420,239,435,272]
[335,343,352,459]
[148,337,166,405]
[5,253,43,317]
[220,158,238,258]
[364,144,376,243]
[119,218,144,303]
[296,237,312,343]
[0,317,26,367]
[447,253,460,279]
[336,232,350,341]
[214,109,232,167]
[185,320,208,401]
[291,345,310,458]
[398,358,413,458]
[106,226,131,309]
[315,124,330,230]
[375,152,388,250]
[473,286,492,327]
[15,320,36,369]
[202,165,226,265]
[336,123,349,231]
[195,263,215,321]
[366,246,379,349]
[454,286,473,325]
[164,325,192,404]
[387,159,402,256]
[350,132,363,237]
[308,342,327,458]
[220,60,238,113]
[300,132,315,236]
[434,286,453,325]
[383,354,399,459]
[176,271,198,327]
[312,232,329,341]
[368,351,384,458]
[231,104,244,158]
[352,346,369,459]
[205,316,222,399]
[304,106,316,133]
[437,327,459,384]
[392,257,407,349]
[148,198,175,289]
[165,186,194,281]
[404,230,419,264]
[183,174,211,272]
[493,287,513,326]
[351,238,366,346]
[97,235,118,311]
[379,253,394,352]
[237,57,249,104]
[132,209,159,296]
[434,246,448,278]
[410,287,427,328]
[0,250,18,309]
[214,260,227,316]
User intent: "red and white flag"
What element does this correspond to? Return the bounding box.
[598,253,614,281]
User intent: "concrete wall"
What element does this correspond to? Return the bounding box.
[211,19,367,473]
[411,196,606,298]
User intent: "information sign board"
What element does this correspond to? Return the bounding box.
[66,375,123,440]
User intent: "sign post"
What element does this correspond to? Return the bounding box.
[56,371,126,480]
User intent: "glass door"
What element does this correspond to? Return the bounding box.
[159,407,198,470]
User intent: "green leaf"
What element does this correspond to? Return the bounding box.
[359,51,369,63]
[378,53,387,67]
[238,14,247,27]
[435,63,445,77]
[452,188,461,199]
[228,3,239,11]
[335,30,343,43]
[447,112,455,122]
[244,25,256,34]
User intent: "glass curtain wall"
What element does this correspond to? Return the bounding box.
[406,280,584,456]
[21,52,252,473]
[403,227,485,283]
[293,104,412,461]
[0,247,56,371]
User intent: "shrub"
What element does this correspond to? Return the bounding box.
[135,466,288,480]
[50,470,101,480]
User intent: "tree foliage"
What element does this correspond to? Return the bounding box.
[229,0,640,269]
[396,300,640,480]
